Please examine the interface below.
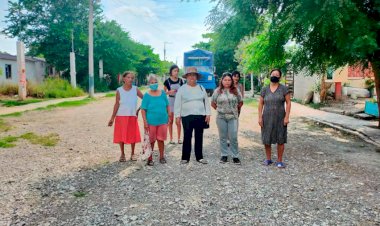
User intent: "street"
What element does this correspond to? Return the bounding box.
[0,96,379,225]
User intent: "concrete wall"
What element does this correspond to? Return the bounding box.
[293,70,319,100]
[0,59,46,85]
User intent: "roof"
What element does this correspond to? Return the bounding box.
[0,53,46,63]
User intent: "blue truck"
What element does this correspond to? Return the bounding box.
[183,49,216,96]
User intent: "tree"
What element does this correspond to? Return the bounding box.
[208,0,380,127]
[3,0,164,90]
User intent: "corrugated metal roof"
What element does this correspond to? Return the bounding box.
[0,53,46,63]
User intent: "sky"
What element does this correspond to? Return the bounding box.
[0,0,215,67]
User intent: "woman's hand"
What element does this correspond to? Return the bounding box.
[108,118,114,127]
[284,117,290,126]
[144,121,149,131]
[205,115,211,124]
[258,117,263,127]
[167,90,176,96]
[176,117,181,125]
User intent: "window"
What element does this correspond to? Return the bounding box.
[5,64,12,79]
[348,65,364,78]
[327,67,334,80]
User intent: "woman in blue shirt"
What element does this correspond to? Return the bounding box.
[141,74,170,166]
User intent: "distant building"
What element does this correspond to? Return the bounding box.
[0,53,54,85]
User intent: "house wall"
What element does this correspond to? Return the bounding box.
[293,70,319,100]
[332,65,371,89]
[0,59,46,85]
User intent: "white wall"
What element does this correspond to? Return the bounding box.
[293,70,319,100]
[0,59,46,85]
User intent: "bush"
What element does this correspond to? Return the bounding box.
[1,78,85,98]
[0,83,18,96]
[29,78,85,98]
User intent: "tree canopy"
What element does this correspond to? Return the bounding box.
[3,0,166,90]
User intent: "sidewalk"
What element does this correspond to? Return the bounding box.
[0,93,107,116]
[292,102,380,148]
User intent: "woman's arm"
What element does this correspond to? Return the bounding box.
[258,96,264,127]
[174,87,182,124]
[137,89,143,99]
[141,109,149,130]
[241,84,245,98]
[284,93,291,126]
[108,91,120,126]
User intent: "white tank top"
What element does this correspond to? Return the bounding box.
[116,86,138,116]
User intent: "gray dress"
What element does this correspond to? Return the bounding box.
[261,84,289,145]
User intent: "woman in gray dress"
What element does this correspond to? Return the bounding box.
[258,69,291,168]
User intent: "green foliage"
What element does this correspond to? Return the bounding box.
[0,83,18,96]
[0,136,18,148]
[73,191,87,198]
[20,132,59,146]
[37,98,94,111]
[243,98,258,108]
[3,1,164,91]
[0,112,23,117]
[0,99,43,107]
[29,78,85,98]
[0,119,12,132]
[105,93,116,98]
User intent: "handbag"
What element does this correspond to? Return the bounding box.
[139,130,152,161]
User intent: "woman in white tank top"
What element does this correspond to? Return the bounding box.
[108,71,143,162]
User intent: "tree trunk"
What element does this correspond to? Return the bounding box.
[373,65,380,128]
[320,75,327,102]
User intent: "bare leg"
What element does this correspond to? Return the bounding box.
[265,144,272,160]
[131,143,135,156]
[157,140,165,159]
[168,112,174,142]
[176,117,182,142]
[119,143,126,161]
[148,142,155,161]
[277,144,285,162]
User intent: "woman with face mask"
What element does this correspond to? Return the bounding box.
[258,69,291,168]
[141,74,170,166]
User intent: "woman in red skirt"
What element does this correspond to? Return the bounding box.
[108,71,143,162]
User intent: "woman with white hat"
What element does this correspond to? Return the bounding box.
[174,67,211,164]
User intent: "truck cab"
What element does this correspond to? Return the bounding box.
[183,49,216,96]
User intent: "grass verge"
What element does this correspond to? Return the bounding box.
[20,132,60,146]
[0,118,11,132]
[244,98,259,108]
[0,99,44,107]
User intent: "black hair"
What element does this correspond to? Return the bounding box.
[270,68,282,77]
[169,65,179,76]
[231,70,241,78]
[222,72,232,77]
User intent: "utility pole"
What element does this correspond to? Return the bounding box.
[88,0,95,98]
[17,2,26,100]
[70,30,77,88]
[99,59,103,79]
[164,41,172,62]
[17,41,26,100]
[251,73,254,97]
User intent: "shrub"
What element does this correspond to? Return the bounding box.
[0,83,18,96]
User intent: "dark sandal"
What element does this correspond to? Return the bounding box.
[119,156,126,162]
[147,160,154,166]
[159,158,167,164]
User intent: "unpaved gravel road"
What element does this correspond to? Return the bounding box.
[0,97,379,225]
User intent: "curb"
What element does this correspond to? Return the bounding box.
[305,116,380,148]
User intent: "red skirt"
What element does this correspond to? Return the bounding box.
[113,116,141,144]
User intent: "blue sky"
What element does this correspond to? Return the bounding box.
[0,0,215,67]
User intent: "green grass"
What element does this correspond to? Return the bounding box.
[244,98,259,108]
[0,112,23,117]
[0,99,44,107]
[36,98,95,111]
[0,119,11,132]
[20,132,60,146]
[73,191,87,198]
[0,136,18,148]
[105,93,116,97]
